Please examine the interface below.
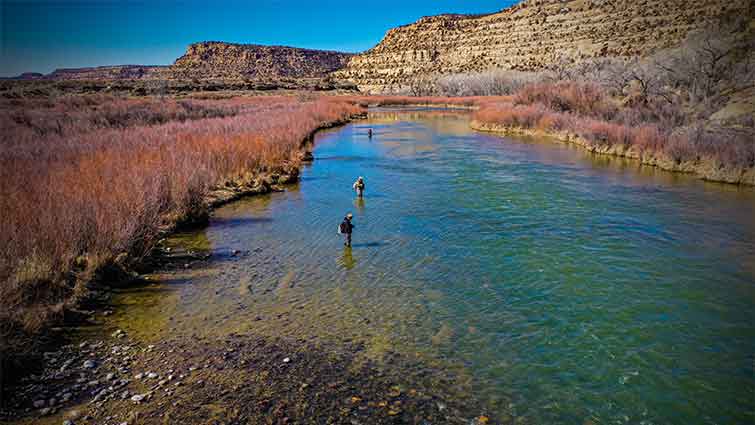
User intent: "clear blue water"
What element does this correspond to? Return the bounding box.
[126,109,755,424]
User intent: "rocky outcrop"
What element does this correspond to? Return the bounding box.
[335,0,751,93]
[169,42,353,80]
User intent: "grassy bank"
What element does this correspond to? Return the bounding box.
[0,94,363,360]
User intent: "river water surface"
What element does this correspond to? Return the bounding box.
[112,109,755,424]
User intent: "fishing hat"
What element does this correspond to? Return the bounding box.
[346,213,353,218]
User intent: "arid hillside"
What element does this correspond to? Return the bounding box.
[335,0,751,93]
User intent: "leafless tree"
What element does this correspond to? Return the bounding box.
[409,74,437,96]
[435,70,544,96]
[653,18,754,104]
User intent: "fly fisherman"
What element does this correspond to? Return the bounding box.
[339,213,355,247]
[352,176,366,198]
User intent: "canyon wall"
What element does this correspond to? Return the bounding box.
[334,0,751,93]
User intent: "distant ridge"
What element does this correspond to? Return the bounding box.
[170,41,354,80]
[7,42,353,82]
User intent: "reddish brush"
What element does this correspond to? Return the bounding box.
[0,95,362,338]
[513,81,617,120]
[474,88,753,169]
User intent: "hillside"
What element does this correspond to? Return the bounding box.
[334,0,751,93]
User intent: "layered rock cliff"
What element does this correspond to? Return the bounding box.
[170,42,353,80]
[335,0,751,93]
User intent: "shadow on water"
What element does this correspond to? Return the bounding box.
[299,175,331,182]
[314,155,371,161]
[350,241,388,248]
[210,215,274,230]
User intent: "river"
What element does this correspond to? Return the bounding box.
[109,108,755,424]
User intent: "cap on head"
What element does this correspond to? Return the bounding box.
[346,213,353,218]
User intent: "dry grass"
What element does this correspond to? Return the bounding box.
[0,95,362,343]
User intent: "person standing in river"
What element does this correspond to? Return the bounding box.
[353,176,366,198]
[368,128,373,139]
[339,213,355,247]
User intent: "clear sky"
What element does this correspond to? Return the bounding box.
[0,0,518,77]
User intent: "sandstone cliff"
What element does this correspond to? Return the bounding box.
[335,0,751,93]
[170,42,353,80]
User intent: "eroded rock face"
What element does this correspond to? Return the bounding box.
[170,42,354,80]
[335,0,750,93]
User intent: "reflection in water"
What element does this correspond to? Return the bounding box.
[353,196,365,213]
[338,247,356,270]
[111,108,755,425]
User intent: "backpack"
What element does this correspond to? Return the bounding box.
[339,221,348,234]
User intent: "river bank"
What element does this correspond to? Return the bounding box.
[470,120,755,186]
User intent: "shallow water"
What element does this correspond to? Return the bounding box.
[112,108,755,424]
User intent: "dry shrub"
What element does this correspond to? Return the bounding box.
[0,95,243,141]
[577,119,633,148]
[632,125,667,152]
[513,81,617,120]
[474,103,547,128]
[0,95,362,343]
[667,125,755,167]
[474,98,755,170]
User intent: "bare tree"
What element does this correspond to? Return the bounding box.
[435,69,544,96]
[653,18,754,104]
[409,74,436,96]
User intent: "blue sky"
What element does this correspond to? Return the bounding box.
[0,0,517,77]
